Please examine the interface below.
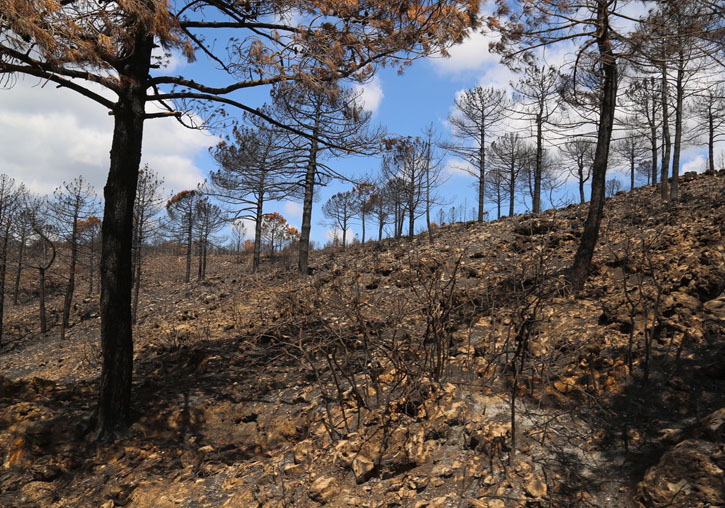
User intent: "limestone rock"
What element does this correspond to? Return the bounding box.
[638,439,725,507]
[309,476,338,503]
[352,455,376,483]
[704,293,725,321]
[523,474,547,498]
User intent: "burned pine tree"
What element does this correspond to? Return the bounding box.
[50,176,98,341]
[132,166,164,323]
[209,117,298,272]
[165,190,201,284]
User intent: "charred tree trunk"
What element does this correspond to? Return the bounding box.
[509,155,516,217]
[708,106,715,173]
[13,228,26,306]
[342,215,347,249]
[0,224,10,346]
[650,90,659,186]
[670,56,684,201]
[478,131,486,222]
[533,112,543,213]
[298,139,318,275]
[630,145,636,191]
[408,176,415,239]
[96,36,151,440]
[569,6,617,291]
[184,217,192,283]
[33,225,56,335]
[197,238,203,281]
[661,66,671,200]
[89,237,96,296]
[61,217,79,341]
[578,164,586,204]
[132,242,141,324]
[39,267,47,334]
[253,194,263,271]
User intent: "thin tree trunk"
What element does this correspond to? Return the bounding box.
[578,165,586,204]
[408,176,415,239]
[708,105,715,173]
[39,268,47,334]
[426,143,433,244]
[570,5,617,291]
[533,113,543,213]
[661,66,671,200]
[96,38,150,439]
[650,87,658,186]
[630,147,635,191]
[197,237,203,281]
[13,229,25,305]
[0,226,9,346]
[342,216,347,249]
[89,238,96,296]
[670,59,684,201]
[509,156,516,217]
[496,185,501,219]
[478,130,486,222]
[298,140,317,275]
[185,217,192,283]
[361,212,366,245]
[253,196,263,271]
[61,218,79,341]
[132,241,141,324]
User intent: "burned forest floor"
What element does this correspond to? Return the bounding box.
[2,171,725,508]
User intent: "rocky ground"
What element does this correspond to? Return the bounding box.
[1,171,724,508]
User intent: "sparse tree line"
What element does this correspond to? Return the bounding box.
[3,0,725,438]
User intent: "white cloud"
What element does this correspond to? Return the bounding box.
[0,78,213,198]
[429,29,502,74]
[682,155,706,174]
[354,75,384,114]
[283,200,303,219]
[444,157,474,178]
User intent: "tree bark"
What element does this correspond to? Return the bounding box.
[39,267,47,334]
[708,106,715,173]
[660,66,671,200]
[96,35,151,440]
[197,237,203,281]
[509,155,516,217]
[650,87,658,186]
[533,112,543,213]
[185,216,192,283]
[298,140,317,274]
[132,241,141,324]
[670,56,684,201]
[34,227,55,335]
[89,236,96,296]
[0,224,9,346]
[408,172,415,239]
[253,194,263,271]
[61,215,79,341]
[13,229,25,305]
[569,3,617,291]
[578,164,586,204]
[478,130,486,222]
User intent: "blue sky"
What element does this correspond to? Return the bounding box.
[0,9,715,248]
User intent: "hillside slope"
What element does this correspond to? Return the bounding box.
[1,171,724,508]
